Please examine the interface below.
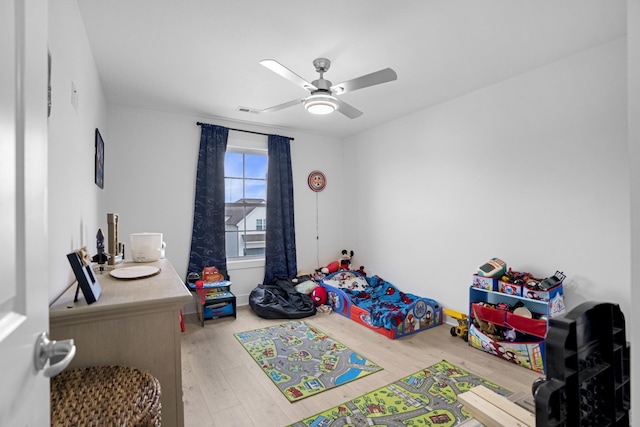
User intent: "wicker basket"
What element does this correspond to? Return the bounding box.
[51,366,161,427]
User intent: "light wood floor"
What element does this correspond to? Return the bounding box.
[181,305,541,426]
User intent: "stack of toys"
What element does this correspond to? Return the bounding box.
[468,259,567,374]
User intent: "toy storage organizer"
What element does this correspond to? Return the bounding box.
[534,302,630,426]
[188,280,236,327]
[468,283,565,374]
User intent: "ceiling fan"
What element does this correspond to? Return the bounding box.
[258,58,397,119]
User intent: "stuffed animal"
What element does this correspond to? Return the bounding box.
[311,286,327,305]
[312,271,326,282]
[319,250,354,274]
[503,327,517,342]
[202,266,224,282]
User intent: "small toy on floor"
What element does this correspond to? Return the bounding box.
[316,304,332,315]
[444,308,469,342]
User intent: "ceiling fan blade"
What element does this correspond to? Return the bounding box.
[260,98,305,113]
[260,59,317,91]
[335,98,363,119]
[331,68,397,95]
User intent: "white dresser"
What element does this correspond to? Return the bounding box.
[49,258,192,427]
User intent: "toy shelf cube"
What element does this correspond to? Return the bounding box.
[472,275,498,291]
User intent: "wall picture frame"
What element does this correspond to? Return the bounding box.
[95,128,104,188]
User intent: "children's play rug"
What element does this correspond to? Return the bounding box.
[287,359,510,427]
[234,320,382,402]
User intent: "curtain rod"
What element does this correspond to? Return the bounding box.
[196,122,294,141]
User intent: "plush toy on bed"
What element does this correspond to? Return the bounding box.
[319,249,354,274]
[311,285,327,305]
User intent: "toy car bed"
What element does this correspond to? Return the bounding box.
[320,270,443,339]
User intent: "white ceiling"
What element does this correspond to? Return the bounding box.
[76,1,626,139]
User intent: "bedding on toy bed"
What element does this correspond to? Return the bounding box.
[321,271,442,337]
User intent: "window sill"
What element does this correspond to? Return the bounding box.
[227,257,265,271]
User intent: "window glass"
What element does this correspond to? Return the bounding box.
[224,152,243,178]
[224,147,267,259]
[245,154,267,179]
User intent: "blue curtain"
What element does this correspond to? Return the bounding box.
[263,134,297,284]
[187,124,229,276]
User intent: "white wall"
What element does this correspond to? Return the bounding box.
[43,0,638,414]
[344,39,630,318]
[47,0,107,301]
[105,105,345,308]
[628,0,639,418]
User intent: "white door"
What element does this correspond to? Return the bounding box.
[0,1,53,425]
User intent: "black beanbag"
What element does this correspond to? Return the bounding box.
[249,277,317,319]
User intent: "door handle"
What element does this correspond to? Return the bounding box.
[34,332,76,377]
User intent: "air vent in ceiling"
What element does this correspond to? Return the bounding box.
[237,106,260,114]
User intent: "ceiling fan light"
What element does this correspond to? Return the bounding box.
[304,94,338,115]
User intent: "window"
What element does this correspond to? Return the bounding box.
[224,149,267,258]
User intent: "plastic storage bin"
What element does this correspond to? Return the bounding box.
[533,302,630,426]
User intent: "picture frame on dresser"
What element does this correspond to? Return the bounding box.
[66,251,101,304]
[95,128,104,189]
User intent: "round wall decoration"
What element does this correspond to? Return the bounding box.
[307,170,327,192]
